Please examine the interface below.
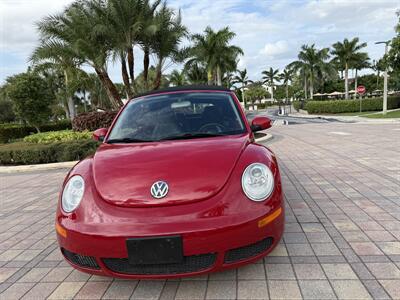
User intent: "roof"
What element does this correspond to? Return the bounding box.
[133,85,232,99]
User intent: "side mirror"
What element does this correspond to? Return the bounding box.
[251,117,272,132]
[93,128,108,142]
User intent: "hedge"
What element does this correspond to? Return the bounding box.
[23,130,92,144]
[305,97,400,114]
[0,140,99,165]
[72,111,118,132]
[0,120,71,144]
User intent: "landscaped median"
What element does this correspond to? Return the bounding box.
[294,96,400,115]
[0,130,99,165]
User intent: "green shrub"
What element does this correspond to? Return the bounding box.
[293,101,302,111]
[0,140,99,165]
[0,120,71,144]
[72,111,118,132]
[23,130,92,144]
[305,97,400,114]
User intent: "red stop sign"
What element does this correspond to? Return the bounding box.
[357,85,366,95]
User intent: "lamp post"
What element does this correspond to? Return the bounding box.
[375,41,390,115]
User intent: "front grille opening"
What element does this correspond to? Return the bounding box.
[103,253,216,275]
[61,248,100,269]
[224,237,273,264]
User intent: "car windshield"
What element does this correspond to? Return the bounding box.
[107,92,246,143]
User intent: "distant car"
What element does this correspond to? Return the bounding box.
[56,86,284,279]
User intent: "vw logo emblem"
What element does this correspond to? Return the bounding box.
[150,181,169,199]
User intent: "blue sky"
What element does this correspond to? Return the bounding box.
[1,0,399,84]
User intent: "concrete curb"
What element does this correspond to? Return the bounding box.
[255,133,273,143]
[0,161,78,174]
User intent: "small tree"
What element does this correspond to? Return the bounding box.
[6,72,53,132]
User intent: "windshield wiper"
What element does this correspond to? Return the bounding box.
[159,132,227,141]
[106,138,152,144]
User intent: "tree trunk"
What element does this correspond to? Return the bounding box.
[127,46,134,84]
[153,59,162,90]
[354,69,358,99]
[345,63,349,100]
[376,70,380,88]
[286,83,289,104]
[242,86,246,107]
[309,76,314,100]
[207,69,213,85]
[67,97,76,120]
[270,85,274,102]
[143,47,150,90]
[95,68,123,109]
[121,54,133,99]
[216,66,222,86]
[304,77,308,100]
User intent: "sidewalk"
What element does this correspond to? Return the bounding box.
[288,110,400,124]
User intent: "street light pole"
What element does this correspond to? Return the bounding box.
[375,41,390,115]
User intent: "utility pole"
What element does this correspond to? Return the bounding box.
[375,41,390,115]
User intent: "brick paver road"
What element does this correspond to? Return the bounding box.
[1,122,399,299]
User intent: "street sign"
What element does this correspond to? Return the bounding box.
[357,85,366,95]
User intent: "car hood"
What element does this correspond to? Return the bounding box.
[92,134,249,207]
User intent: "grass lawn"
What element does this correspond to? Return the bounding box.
[362,110,400,119]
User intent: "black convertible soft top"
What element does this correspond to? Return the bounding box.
[133,85,232,99]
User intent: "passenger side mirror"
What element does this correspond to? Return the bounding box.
[251,117,272,132]
[93,128,108,142]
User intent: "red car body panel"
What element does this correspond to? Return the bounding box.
[56,88,284,279]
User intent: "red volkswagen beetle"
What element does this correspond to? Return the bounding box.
[56,86,284,279]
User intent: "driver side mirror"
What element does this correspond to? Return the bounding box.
[93,128,108,142]
[251,117,272,132]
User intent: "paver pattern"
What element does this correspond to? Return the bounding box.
[0,122,399,299]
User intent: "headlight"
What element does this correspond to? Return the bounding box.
[62,175,85,213]
[242,163,274,201]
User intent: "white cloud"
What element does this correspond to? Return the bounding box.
[260,41,290,59]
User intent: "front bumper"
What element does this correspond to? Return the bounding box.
[57,206,284,279]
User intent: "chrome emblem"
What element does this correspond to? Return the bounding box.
[150,181,169,199]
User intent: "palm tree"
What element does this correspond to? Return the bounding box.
[331,38,367,99]
[352,52,370,98]
[185,63,207,84]
[187,27,243,85]
[288,44,330,100]
[31,40,81,119]
[36,1,123,108]
[280,68,293,103]
[102,0,145,98]
[138,0,162,90]
[233,69,253,107]
[262,67,280,101]
[371,59,385,89]
[169,69,187,86]
[150,4,187,89]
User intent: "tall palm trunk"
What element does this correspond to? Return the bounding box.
[354,69,358,99]
[309,75,314,100]
[304,77,308,100]
[207,69,213,85]
[95,68,123,109]
[270,85,274,102]
[344,63,349,99]
[241,86,246,107]
[64,70,76,120]
[121,54,133,99]
[153,58,163,90]
[285,83,289,103]
[127,46,134,85]
[143,46,150,90]
[216,66,222,86]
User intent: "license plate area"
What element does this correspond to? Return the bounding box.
[126,236,183,265]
